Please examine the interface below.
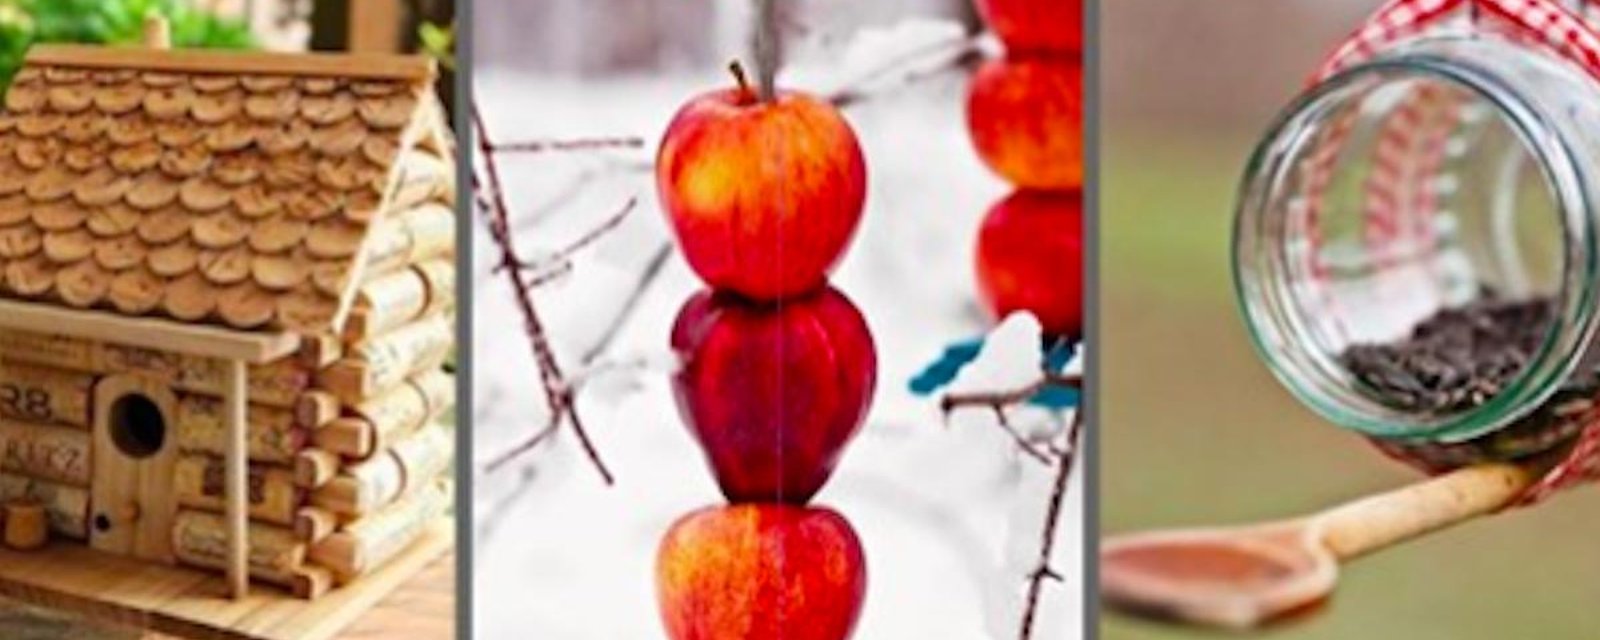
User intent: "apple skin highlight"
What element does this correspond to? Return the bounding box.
[656,504,867,640]
[966,56,1083,191]
[657,87,868,301]
[975,0,1084,53]
[975,190,1084,338]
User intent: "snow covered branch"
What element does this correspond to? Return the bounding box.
[941,366,1083,640]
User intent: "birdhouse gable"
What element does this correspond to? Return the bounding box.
[0,45,448,338]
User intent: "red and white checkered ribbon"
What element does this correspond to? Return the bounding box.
[1299,0,1600,506]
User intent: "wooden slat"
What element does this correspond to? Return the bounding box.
[0,520,452,640]
[26,44,435,81]
[246,521,452,640]
[0,300,299,364]
[334,554,452,639]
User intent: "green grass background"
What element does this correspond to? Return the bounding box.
[1099,129,1600,639]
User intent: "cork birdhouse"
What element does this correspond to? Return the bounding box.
[0,19,456,623]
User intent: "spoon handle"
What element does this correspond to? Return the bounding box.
[1315,463,1532,561]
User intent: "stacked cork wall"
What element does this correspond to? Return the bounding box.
[0,359,93,539]
[0,328,326,594]
[303,136,455,593]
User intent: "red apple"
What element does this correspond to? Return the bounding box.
[657,504,866,640]
[976,0,1083,53]
[670,286,876,504]
[975,190,1083,337]
[657,69,868,301]
[967,55,1082,190]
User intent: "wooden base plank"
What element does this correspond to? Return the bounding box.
[335,554,453,639]
[0,519,451,640]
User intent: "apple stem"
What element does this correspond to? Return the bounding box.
[728,60,755,102]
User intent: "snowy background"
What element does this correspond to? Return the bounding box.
[469,4,1082,639]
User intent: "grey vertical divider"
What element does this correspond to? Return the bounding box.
[1083,0,1101,637]
[454,0,474,637]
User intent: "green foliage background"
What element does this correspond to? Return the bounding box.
[0,0,254,90]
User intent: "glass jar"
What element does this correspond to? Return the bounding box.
[1234,31,1600,472]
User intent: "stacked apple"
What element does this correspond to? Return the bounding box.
[968,0,1085,338]
[651,65,877,640]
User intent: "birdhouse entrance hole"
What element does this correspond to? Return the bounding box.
[109,393,166,459]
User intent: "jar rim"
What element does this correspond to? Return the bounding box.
[1233,40,1600,444]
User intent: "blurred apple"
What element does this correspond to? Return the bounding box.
[670,286,876,504]
[657,504,866,640]
[976,190,1083,338]
[657,70,867,300]
[966,55,1082,190]
[976,0,1083,53]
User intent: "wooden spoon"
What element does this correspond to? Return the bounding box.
[1100,463,1533,630]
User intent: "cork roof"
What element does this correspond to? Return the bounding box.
[0,45,441,336]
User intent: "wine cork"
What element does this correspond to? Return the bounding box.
[298,333,344,370]
[295,448,340,488]
[312,418,373,459]
[0,362,93,428]
[175,395,306,464]
[388,150,452,212]
[293,565,333,600]
[173,455,303,526]
[310,478,449,584]
[362,219,412,277]
[362,203,454,279]
[344,369,454,454]
[410,369,454,418]
[4,500,48,550]
[0,419,91,486]
[346,268,428,342]
[0,331,95,372]
[311,423,451,517]
[295,506,337,543]
[295,391,340,429]
[172,510,307,587]
[0,473,88,539]
[400,203,454,265]
[319,315,452,402]
[413,259,455,316]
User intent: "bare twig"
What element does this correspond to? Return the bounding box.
[939,369,1083,639]
[940,372,1081,416]
[489,136,645,154]
[473,103,614,485]
[1020,409,1082,640]
[830,35,984,108]
[988,406,1055,466]
[482,421,561,471]
[496,196,639,281]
